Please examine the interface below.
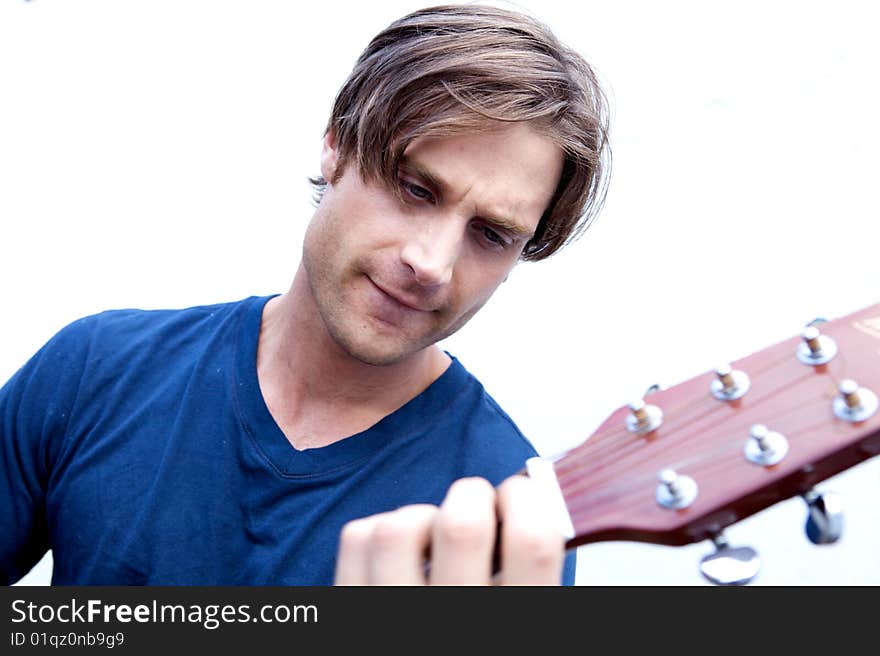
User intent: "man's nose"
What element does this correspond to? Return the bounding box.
[399,219,461,288]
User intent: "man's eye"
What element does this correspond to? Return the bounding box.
[473,224,510,249]
[482,227,505,245]
[402,181,435,203]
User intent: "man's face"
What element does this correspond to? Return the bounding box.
[302,121,564,366]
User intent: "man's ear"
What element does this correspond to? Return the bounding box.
[320,130,341,183]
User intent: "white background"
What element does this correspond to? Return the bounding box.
[2,0,878,586]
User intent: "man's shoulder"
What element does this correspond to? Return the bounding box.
[25,295,272,382]
[54,295,269,346]
[74,295,264,329]
[442,357,541,462]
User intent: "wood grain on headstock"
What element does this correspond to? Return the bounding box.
[555,302,880,550]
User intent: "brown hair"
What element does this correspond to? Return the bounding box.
[310,3,611,261]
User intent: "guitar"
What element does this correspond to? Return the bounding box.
[531,300,880,584]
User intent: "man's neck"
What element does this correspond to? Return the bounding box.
[255,271,451,450]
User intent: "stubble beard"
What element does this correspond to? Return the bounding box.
[301,232,490,368]
[302,254,436,368]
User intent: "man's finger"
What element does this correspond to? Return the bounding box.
[495,475,565,585]
[335,504,438,585]
[334,516,374,585]
[429,477,496,585]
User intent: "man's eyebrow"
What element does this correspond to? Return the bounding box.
[399,156,445,196]
[399,156,536,240]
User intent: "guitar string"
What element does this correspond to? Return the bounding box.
[553,342,836,483]
[558,370,837,508]
[552,352,858,520]
[552,348,800,485]
[557,368,828,501]
[562,406,837,524]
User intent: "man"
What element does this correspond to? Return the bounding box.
[1,3,609,585]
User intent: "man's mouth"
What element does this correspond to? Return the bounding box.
[368,277,435,313]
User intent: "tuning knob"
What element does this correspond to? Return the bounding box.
[655,468,697,509]
[699,533,761,586]
[803,489,844,545]
[796,325,838,365]
[744,424,788,466]
[711,363,750,401]
[832,379,878,423]
[626,398,663,435]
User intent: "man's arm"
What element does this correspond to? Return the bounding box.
[334,475,566,585]
[0,317,92,584]
[1,352,52,584]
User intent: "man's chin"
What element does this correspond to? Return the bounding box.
[334,332,426,367]
[346,346,419,367]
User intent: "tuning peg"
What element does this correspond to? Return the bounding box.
[832,379,878,423]
[699,533,761,586]
[625,398,663,435]
[655,468,698,509]
[711,363,750,401]
[796,325,838,365]
[803,489,844,545]
[744,423,788,466]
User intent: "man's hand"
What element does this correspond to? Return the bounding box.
[334,475,565,585]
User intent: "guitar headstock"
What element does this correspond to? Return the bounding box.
[554,302,880,550]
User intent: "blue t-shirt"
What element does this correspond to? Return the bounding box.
[1,295,575,585]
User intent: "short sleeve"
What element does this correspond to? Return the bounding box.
[0,316,93,584]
